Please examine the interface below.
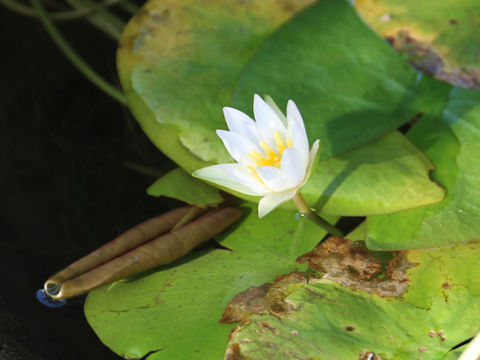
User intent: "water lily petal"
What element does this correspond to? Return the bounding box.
[193,164,267,196]
[258,189,297,218]
[223,107,261,145]
[253,94,286,149]
[287,99,306,133]
[220,164,269,195]
[302,139,321,186]
[287,117,309,166]
[263,95,288,125]
[281,147,307,189]
[216,130,259,166]
[256,165,287,192]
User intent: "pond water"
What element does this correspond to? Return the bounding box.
[0,8,176,359]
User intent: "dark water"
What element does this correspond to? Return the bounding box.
[0,7,178,359]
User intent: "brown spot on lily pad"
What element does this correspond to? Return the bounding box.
[220,271,307,324]
[298,237,382,281]
[297,237,414,298]
[258,321,278,335]
[384,30,480,89]
[222,237,415,329]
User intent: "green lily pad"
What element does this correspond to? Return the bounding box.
[227,240,480,359]
[366,78,480,250]
[355,0,480,89]
[231,0,418,162]
[302,131,444,216]
[84,203,337,359]
[147,167,223,206]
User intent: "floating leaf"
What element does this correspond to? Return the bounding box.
[227,239,480,359]
[231,0,418,161]
[366,78,480,250]
[147,168,223,206]
[85,203,337,359]
[302,131,444,216]
[355,0,480,89]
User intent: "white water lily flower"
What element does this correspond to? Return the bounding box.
[193,94,320,218]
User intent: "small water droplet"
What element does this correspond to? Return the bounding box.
[294,212,308,221]
[36,289,66,308]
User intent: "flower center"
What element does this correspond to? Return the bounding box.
[247,131,293,183]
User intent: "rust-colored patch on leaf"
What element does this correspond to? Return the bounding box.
[224,342,249,360]
[297,237,414,297]
[220,271,307,324]
[258,321,278,335]
[386,30,480,89]
[222,237,415,328]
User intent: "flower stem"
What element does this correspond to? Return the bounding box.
[459,331,480,360]
[292,193,344,237]
[31,0,127,104]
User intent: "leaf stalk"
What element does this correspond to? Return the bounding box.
[293,193,344,237]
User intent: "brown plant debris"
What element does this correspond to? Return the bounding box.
[297,236,414,298]
[220,271,307,324]
[386,30,480,90]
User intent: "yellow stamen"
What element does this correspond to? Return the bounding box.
[259,141,278,162]
[247,165,264,184]
[247,134,296,181]
[248,150,265,165]
[274,131,286,153]
[248,131,293,172]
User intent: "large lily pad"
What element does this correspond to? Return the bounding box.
[119,0,443,217]
[85,203,337,359]
[355,0,480,89]
[366,78,480,250]
[227,239,480,359]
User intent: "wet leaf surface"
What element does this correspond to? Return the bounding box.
[226,238,480,360]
